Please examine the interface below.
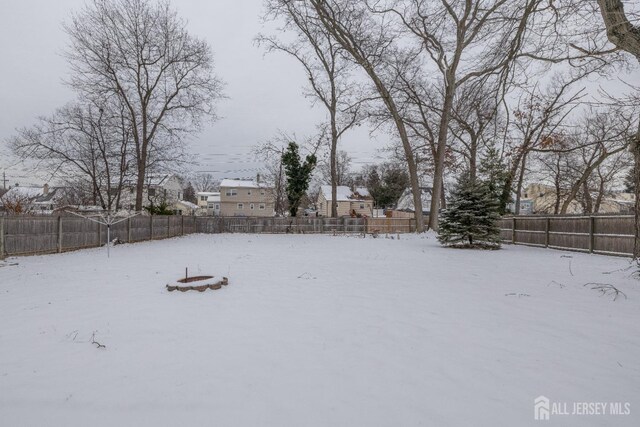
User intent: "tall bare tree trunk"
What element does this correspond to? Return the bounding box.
[430,78,456,231]
[330,109,339,218]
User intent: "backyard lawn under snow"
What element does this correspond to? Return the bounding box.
[1,233,639,426]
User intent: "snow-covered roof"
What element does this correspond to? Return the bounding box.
[220,179,269,189]
[207,194,221,203]
[320,185,371,202]
[320,185,353,202]
[2,186,44,199]
[355,187,370,198]
[196,191,218,197]
[395,188,432,212]
[176,200,198,209]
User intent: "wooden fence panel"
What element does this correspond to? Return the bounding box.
[501,215,635,257]
[3,217,58,255]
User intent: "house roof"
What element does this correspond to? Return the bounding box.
[176,200,198,209]
[395,187,433,212]
[220,179,269,189]
[320,185,371,202]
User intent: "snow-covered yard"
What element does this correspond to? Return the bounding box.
[1,233,639,426]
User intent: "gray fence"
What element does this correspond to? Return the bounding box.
[499,215,636,257]
[0,215,197,258]
[0,215,422,258]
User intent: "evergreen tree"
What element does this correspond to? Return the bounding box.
[437,175,501,248]
[183,183,197,204]
[478,147,509,214]
[281,142,317,217]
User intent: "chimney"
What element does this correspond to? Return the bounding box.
[43,183,49,195]
[256,173,261,183]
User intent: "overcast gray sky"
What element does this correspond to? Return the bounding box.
[0,0,384,186]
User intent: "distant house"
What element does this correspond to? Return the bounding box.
[219,179,275,217]
[317,185,373,217]
[0,184,69,214]
[118,174,183,211]
[173,200,198,216]
[206,193,221,216]
[389,187,432,218]
[513,183,635,215]
[196,191,218,209]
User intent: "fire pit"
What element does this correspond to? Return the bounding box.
[166,275,229,292]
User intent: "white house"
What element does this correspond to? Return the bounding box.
[317,185,373,217]
[173,200,198,216]
[389,187,432,218]
[196,191,218,209]
[0,184,69,214]
[206,193,221,216]
[118,174,184,210]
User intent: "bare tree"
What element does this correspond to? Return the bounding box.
[597,0,640,257]
[63,0,224,212]
[308,0,426,231]
[558,109,633,213]
[258,0,362,217]
[317,150,352,187]
[192,173,218,193]
[10,100,132,211]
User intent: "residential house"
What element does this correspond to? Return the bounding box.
[0,184,69,214]
[512,183,635,215]
[388,187,432,218]
[173,200,198,216]
[317,185,373,217]
[118,174,184,211]
[219,179,275,217]
[196,191,218,209]
[206,193,221,216]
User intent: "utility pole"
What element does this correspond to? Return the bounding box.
[2,172,6,190]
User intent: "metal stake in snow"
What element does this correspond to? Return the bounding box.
[65,210,140,258]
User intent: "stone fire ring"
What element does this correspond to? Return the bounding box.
[166,276,229,292]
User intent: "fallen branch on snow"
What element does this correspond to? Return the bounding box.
[583,283,627,301]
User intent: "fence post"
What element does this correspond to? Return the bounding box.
[589,216,595,254]
[181,215,185,236]
[98,221,102,247]
[545,217,550,248]
[511,217,516,244]
[127,217,132,242]
[150,215,154,240]
[167,215,170,238]
[0,216,5,260]
[57,216,63,253]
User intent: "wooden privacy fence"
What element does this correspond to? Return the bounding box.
[499,215,635,257]
[195,216,422,235]
[0,215,197,258]
[0,215,421,258]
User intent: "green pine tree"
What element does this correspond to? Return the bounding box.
[281,142,317,217]
[437,175,501,248]
[479,147,509,214]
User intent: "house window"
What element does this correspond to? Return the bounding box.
[148,188,156,197]
[248,190,252,195]
[237,203,244,210]
[250,203,255,210]
[201,196,208,201]
[259,204,265,210]
[260,190,265,195]
[215,204,220,210]
[226,189,237,196]
[360,203,365,209]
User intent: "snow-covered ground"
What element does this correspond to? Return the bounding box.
[1,233,639,426]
